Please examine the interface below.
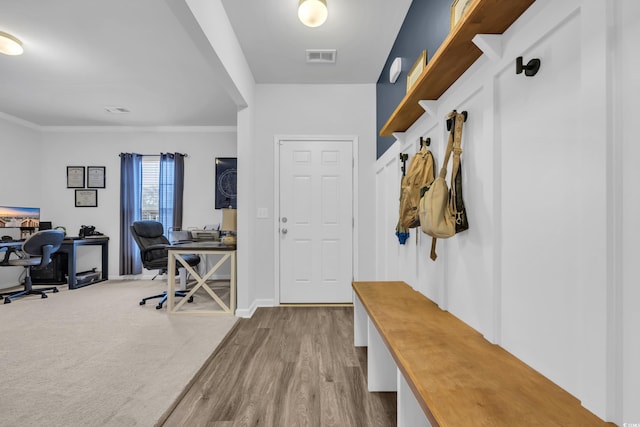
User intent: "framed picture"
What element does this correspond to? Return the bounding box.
[215,157,237,209]
[406,50,427,93]
[87,166,106,188]
[451,0,473,29]
[67,166,85,188]
[75,189,98,207]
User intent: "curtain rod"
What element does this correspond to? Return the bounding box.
[118,153,189,157]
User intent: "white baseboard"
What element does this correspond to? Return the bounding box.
[235,298,276,318]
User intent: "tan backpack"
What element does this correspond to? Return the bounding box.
[419,111,468,260]
[398,147,435,229]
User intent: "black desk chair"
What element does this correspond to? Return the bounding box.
[130,221,200,309]
[0,230,65,304]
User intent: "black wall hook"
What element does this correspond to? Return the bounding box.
[420,137,430,148]
[446,110,468,131]
[399,153,409,176]
[516,56,541,77]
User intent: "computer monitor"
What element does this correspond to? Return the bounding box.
[0,206,41,240]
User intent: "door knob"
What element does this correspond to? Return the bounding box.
[281,228,288,234]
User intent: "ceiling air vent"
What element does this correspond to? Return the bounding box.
[104,106,130,114]
[306,49,336,63]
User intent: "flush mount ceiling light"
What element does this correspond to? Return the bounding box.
[0,31,24,56]
[298,0,328,28]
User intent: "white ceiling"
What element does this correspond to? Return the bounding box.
[0,0,412,127]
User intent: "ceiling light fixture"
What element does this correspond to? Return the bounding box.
[298,0,328,28]
[0,31,24,56]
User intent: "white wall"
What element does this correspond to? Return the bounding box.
[185,0,257,316]
[618,0,640,421]
[374,0,638,423]
[251,84,377,307]
[0,115,43,288]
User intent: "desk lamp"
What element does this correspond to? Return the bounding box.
[221,207,237,246]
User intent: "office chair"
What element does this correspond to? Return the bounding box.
[130,221,200,309]
[0,229,65,304]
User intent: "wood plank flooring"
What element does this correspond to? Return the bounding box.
[159,306,396,427]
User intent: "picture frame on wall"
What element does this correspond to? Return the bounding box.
[67,166,85,188]
[87,166,106,188]
[215,157,237,209]
[75,189,98,207]
[451,0,473,29]
[406,50,427,94]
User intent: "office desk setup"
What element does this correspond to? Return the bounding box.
[167,241,236,315]
[1,236,109,289]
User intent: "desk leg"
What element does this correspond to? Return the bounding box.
[67,246,77,289]
[101,241,109,280]
[167,251,176,311]
[169,251,233,315]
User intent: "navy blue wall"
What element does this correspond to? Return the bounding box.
[376,0,451,158]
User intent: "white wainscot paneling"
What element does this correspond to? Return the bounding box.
[375,163,387,280]
[497,10,585,397]
[415,127,445,307]
[440,87,494,338]
[376,152,401,281]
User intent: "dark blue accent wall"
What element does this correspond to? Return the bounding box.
[376,0,451,158]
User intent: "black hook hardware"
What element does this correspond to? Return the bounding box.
[399,153,409,176]
[516,56,541,77]
[420,137,430,148]
[446,110,468,131]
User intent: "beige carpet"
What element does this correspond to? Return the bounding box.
[0,280,238,427]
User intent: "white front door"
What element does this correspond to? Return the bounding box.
[278,139,353,303]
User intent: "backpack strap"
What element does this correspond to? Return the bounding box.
[450,112,465,226]
[437,111,458,179]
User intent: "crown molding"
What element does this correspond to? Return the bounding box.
[40,125,237,133]
[0,112,237,134]
[0,111,40,130]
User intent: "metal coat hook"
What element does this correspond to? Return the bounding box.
[420,137,430,148]
[399,153,409,176]
[516,56,541,77]
[446,110,468,131]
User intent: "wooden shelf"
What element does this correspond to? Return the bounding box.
[380,0,536,137]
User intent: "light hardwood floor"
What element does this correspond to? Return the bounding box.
[159,306,396,427]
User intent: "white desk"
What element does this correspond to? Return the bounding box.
[167,241,236,315]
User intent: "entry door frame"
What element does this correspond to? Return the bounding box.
[273,135,359,305]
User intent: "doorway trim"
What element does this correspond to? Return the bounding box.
[273,135,359,305]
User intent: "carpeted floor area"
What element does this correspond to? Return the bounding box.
[0,280,238,427]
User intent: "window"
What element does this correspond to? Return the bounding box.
[120,152,185,275]
[141,156,159,221]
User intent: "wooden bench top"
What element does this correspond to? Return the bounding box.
[352,281,613,427]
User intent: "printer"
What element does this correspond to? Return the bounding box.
[190,229,220,241]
